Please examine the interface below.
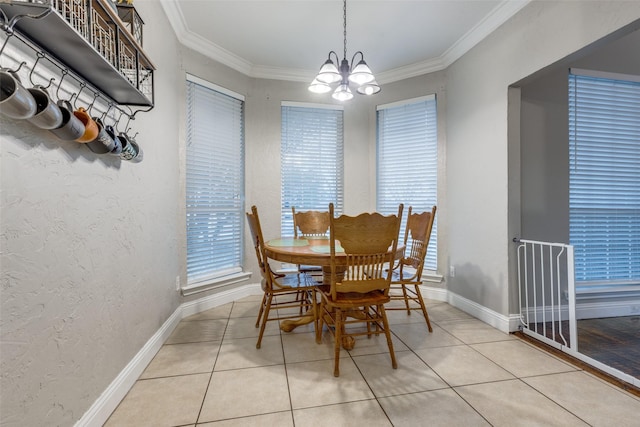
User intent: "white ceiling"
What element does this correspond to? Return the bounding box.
[160,0,530,84]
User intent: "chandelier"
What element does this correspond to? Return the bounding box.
[308,0,380,101]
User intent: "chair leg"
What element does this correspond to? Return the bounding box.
[315,297,324,344]
[414,284,433,332]
[256,294,273,349]
[401,285,411,314]
[379,304,397,369]
[333,308,342,377]
[255,293,267,328]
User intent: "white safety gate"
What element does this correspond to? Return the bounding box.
[515,238,640,388]
[515,238,577,352]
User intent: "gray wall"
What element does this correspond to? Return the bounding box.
[1,1,640,425]
[0,3,183,425]
[520,29,640,243]
[445,0,640,316]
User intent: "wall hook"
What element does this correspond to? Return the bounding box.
[87,91,100,115]
[101,103,113,121]
[28,51,54,88]
[74,82,86,109]
[2,60,27,74]
[114,109,124,132]
[55,69,70,100]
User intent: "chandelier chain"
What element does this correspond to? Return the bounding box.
[342,0,347,60]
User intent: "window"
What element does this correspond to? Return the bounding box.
[569,69,640,284]
[186,75,245,286]
[280,102,344,235]
[377,95,438,271]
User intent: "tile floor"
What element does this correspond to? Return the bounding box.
[105,295,640,426]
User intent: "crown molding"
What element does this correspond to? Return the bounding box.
[161,0,531,83]
[440,0,531,68]
[376,57,448,84]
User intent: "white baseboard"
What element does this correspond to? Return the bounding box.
[74,307,183,427]
[519,298,640,324]
[421,285,521,332]
[576,299,640,319]
[76,283,263,427]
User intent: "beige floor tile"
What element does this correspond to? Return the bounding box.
[140,342,219,379]
[165,319,227,344]
[105,374,210,427]
[199,365,290,422]
[214,335,284,370]
[282,330,339,363]
[425,303,474,322]
[436,318,514,344]
[391,322,464,349]
[230,300,262,318]
[283,319,316,335]
[471,340,577,377]
[293,400,393,427]
[455,379,588,426]
[353,350,448,397]
[198,411,294,426]
[224,315,280,340]
[286,358,374,409]
[183,303,232,321]
[237,294,265,302]
[346,328,409,356]
[523,371,640,427]
[414,345,514,386]
[379,388,490,427]
[384,307,432,326]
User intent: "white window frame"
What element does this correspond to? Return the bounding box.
[376,94,439,275]
[568,68,640,287]
[280,101,344,235]
[184,74,249,295]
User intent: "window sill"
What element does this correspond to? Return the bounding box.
[182,271,252,296]
[422,271,444,283]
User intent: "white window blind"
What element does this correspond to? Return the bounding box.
[569,71,640,284]
[281,103,344,235]
[377,95,438,271]
[186,77,245,284]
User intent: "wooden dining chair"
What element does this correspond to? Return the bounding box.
[246,205,318,348]
[291,206,330,278]
[387,206,437,332]
[292,206,330,239]
[316,203,403,376]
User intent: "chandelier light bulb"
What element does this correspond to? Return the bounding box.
[348,58,374,85]
[309,79,332,93]
[316,58,341,84]
[332,83,354,101]
[356,80,381,95]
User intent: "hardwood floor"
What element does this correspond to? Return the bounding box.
[577,316,640,379]
[524,316,640,381]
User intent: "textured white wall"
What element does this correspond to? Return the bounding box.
[3,0,639,424]
[0,2,182,425]
[445,1,640,315]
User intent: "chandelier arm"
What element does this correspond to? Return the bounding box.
[328,51,340,65]
[351,51,364,66]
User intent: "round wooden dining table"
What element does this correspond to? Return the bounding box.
[264,237,404,337]
[264,236,336,283]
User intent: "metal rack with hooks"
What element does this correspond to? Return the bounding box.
[0,0,154,138]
